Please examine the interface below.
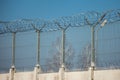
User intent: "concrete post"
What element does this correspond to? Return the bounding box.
[33,66,40,80]
[9,66,15,80]
[59,65,65,80]
[89,67,94,80]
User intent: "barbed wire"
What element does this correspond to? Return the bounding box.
[0,9,120,34]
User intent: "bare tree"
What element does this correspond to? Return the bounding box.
[77,43,91,70]
[45,37,75,72]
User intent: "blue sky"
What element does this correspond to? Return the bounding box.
[0,0,120,21]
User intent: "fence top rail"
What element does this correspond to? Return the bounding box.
[0,9,120,34]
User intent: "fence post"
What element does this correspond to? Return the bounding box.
[59,29,66,80]
[33,66,40,80]
[9,67,15,80]
[33,30,42,80]
[59,65,65,80]
[9,32,16,80]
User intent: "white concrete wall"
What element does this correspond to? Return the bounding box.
[0,73,9,80]
[14,72,33,80]
[94,69,120,80]
[65,71,89,80]
[0,69,120,80]
[39,73,58,80]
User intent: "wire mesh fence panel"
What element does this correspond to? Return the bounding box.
[0,33,12,73]
[0,31,37,72]
[40,30,62,73]
[95,21,120,70]
[15,31,36,72]
[65,26,91,71]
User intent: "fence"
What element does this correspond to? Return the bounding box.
[0,9,120,73]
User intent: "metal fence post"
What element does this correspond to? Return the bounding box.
[9,32,16,80]
[90,26,95,80]
[33,30,42,80]
[61,29,65,68]
[12,32,16,68]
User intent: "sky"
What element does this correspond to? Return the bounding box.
[0,0,120,21]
